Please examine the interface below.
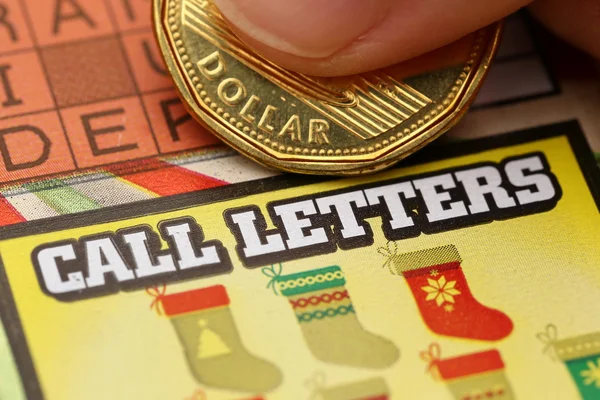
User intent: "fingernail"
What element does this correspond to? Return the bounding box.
[213,0,390,59]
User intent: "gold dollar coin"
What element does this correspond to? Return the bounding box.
[154,0,502,175]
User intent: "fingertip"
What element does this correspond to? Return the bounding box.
[530,0,600,60]
[213,0,391,59]
[214,0,530,76]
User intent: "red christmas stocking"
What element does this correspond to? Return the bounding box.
[421,343,516,400]
[379,243,513,341]
[306,373,389,400]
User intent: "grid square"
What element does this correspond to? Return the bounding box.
[0,51,54,119]
[41,37,136,108]
[60,96,158,167]
[143,90,221,154]
[106,0,152,32]
[0,111,75,181]
[122,30,172,93]
[0,0,34,54]
[25,0,115,47]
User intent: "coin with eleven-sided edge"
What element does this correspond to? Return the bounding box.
[154,0,502,175]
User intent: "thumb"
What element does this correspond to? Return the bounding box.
[530,0,600,60]
[213,0,531,76]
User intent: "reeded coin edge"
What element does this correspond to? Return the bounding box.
[154,0,502,175]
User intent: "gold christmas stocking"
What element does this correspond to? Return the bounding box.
[266,265,399,369]
[422,343,515,400]
[158,285,282,393]
[313,376,390,400]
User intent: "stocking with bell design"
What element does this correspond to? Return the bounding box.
[150,284,282,393]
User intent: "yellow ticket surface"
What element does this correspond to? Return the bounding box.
[1,121,599,400]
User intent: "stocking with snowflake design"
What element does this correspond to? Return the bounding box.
[538,324,600,399]
[264,264,399,369]
[149,285,282,393]
[421,343,515,400]
[379,243,513,341]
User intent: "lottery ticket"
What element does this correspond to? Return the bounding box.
[0,122,599,399]
[0,1,599,399]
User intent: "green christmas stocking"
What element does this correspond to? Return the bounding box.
[265,265,399,369]
[540,324,600,399]
[156,285,282,393]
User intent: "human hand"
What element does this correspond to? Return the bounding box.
[213,0,600,76]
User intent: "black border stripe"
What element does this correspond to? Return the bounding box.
[0,257,43,400]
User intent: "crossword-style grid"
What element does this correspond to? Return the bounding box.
[0,0,222,183]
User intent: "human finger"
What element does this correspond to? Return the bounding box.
[213,0,531,76]
[530,0,600,59]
